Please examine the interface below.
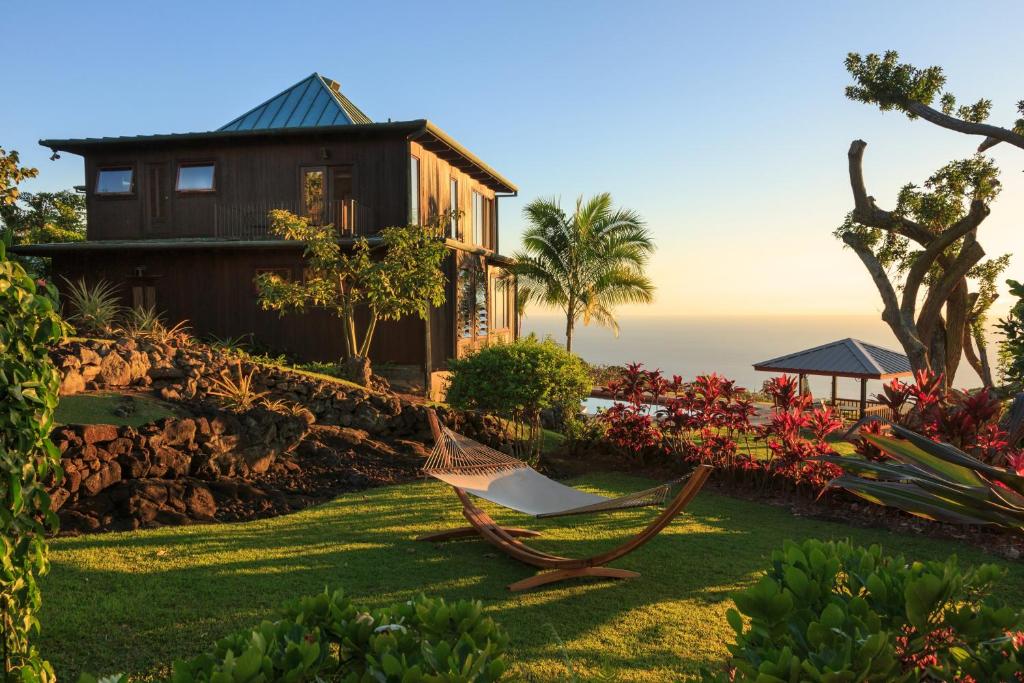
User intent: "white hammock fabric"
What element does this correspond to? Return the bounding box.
[423,421,677,518]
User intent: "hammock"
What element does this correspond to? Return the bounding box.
[418,410,711,591]
[423,418,682,518]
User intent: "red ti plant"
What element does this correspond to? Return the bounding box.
[763,374,809,411]
[600,363,665,456]
[875,377,914,423]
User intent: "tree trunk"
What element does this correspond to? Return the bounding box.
[423,307,432,399]
[963,324,995,388]
[565,316,574,354]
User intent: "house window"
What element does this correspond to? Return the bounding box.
[302,168,325,224]
[472,191,483,245]
[449,178,458,239]
[492,271,511,331]
[457,268,474,339]
[176,163,216,192]
[96,167,134,195]
[475,275,489,337]
[409,156,420,225]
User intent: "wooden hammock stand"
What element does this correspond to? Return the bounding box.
[417,411,712,592]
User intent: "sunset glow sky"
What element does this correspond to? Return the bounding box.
[5,0,1022,319]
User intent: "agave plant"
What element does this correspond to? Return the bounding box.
[62,277,123,335]
[821,422,1024,532]
[121,306,191,345]
[207,364,269,412]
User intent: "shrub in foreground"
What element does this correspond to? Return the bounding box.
[84,589,508,683]
[703,539,1024,682]
[0,242,66,680]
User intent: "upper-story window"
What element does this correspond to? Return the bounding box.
[449,178,458,239]
[409,156,420,225]
[472,191,483,245]
[95,167,134,195]
[176,163,216,192]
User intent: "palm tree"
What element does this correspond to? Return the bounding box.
[511,194,655,353]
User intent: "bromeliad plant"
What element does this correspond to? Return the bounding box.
[61,276,123,335]
[822,421,1024,533]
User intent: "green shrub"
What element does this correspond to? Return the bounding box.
[86,588,508,683]
[0,242,67,679]
[446,336,590,460]
[703,539,1024,682]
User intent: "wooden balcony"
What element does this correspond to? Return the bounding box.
[212,199,375,240]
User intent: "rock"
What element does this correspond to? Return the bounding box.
[148,365,185,380]
[50,487,71,511]
[82,424,119,445]
[81,364,102,382]
[81,461,121,496]
[59,370,85,396]
[184,484,216,520]
[342,356,372,387]
[98,352,132,386]
[79,346,101,366]
[159,386,181,401]
[162,418,196,447]
[127,351,151,381]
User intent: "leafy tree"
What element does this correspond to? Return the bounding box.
[0,148,37,206]
[0,149,66,680]
[838,52,1016,386]
[511,194,655,353]
[255,210,448,365]
[1,190,86,277]
[845,50,1024,153]
[446,336,591,462]
[999,279,1024,392]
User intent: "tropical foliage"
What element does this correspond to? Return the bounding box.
[85,588,508,683]
[445,336,590,462]
[207,363,271,412]
[823,422,1024,533]
[256,210,448,364]
[703,539,1024,682]
[510,194,654,352]
[999,279,1024,392]
[0,240,67,680]
[0,190,86,277]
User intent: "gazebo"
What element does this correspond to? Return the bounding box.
[753,338,913,419]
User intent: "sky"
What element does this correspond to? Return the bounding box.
[4,0,1022,319]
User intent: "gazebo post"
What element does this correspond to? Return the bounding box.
[830,375,837,406]
[798,373,806,396]
[859,378,868,418]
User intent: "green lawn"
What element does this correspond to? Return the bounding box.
[54,391,180,427]
[40,474,1023,681]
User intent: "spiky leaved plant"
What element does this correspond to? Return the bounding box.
[821,421,1024,532]
[61,277,122,335]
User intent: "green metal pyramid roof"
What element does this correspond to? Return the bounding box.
[219,73,372,131]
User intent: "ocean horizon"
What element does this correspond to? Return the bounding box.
[521,313,994,399]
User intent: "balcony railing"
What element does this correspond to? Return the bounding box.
[213,200,375,240]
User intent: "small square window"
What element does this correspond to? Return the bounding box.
[176,163,215,192]
[96,167,134,194]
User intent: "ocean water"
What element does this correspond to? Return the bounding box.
[522,313,992,400]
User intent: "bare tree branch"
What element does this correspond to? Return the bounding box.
[841,231,930,372]
[917,241,985,342]
[904,101,1024,152]
[847,141,933,246]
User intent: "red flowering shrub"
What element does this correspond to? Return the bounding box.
[599,367,845,494]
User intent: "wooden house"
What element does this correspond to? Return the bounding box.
[17,74,519,379]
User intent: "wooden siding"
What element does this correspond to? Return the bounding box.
[84,136,409,240]
[410,140,496,249]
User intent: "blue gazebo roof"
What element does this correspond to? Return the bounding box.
[219,73,372,132]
